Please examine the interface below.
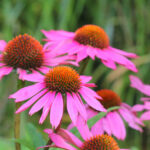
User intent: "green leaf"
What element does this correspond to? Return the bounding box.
[87,111,106,128]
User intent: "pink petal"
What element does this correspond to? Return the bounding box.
[113,112,126,140]
[141,111,150,120]
[110,47,138,58]
[18,69,45,82]
[81,86,102,99]
[77,49,88,62]
[67,93,78,125]
[50,93,63,128]
[0,40,7,51]
[86,105,97,119]
[130,75,150,96]
[105,48,138,72]
[76,116,92,141]
[0,66,13,79]
[79,88,106,112]
[29,92,50,115]
[91,119,104,136]
[102,117,112,135]
[80,76,92,83]
[39,92,56,124]
[86,47,96,59]
[16,90,47,113]
[132,104,145,112]
[106,112,122,139]
[58,129,82,148]
[141,97,150,101]
[9,83,45,102]
[72,93,87,120]
[42,30,74,40]
[49,132,77,150]
[101,59,117,69]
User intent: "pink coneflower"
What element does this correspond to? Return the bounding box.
[130,75,150,121]
[42,24,138,72]
[83,89,143,140]
[0,34,77,80]
[9,66,106,128]
[38,121,128,150]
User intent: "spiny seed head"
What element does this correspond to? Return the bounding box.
[45,66,81,94]
[81,134,120,150]
[74,24,109,49]
[2,34,44,70]
[96,89,121,109]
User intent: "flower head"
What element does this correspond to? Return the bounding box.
[38,120,128,150]
[9,66,106,128]
[130,75,150,121]
[42,24,138,72]
[68,89,144,140]
[0,34,77,80]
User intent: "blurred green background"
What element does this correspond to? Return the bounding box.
[0,0,150,150]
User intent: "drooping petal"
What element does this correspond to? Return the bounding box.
[132,104,145,112]
[110,47,138,58]
[49,132,77,150]
[72,93,87,120]
[16,90,47,113]
[130,75,150,96]
[91,119,104,136]
[77,48,88,62]
[57,129,82,148]
[18,69,45,82]
[9,83,45,102]
[0,40,7,51]
[79,88,106,112]
[29,92,50,115]
[0,66,13,79]
[141,111,150,121]
[50,93,63,128]
[39,92,55,124]
[80,76,92,83]
[76,116,92,141]
[67,93,78,125]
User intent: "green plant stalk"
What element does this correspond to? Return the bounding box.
[14,79,25,150]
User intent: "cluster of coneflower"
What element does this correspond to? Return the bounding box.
[0,24,149,150]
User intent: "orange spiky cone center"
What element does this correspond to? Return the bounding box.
[96,89,121,109]
[81,134,120,150]
[2,34,44,70]
[74,25,109,49]
[45,66,81,93]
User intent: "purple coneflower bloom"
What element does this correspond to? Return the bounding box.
[42,24,138,72]
[38,117,129,150]
[9,66,106,128]
[0,34,77,80]
[68,89,143,140]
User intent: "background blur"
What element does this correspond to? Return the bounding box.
[0,0,150,150]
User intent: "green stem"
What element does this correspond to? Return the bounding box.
[14,79,25,150]
[78,57,90,75]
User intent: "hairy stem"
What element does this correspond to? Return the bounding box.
[14,80,25,150]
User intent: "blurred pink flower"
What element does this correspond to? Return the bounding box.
[42,24,138,72]
[0,34,77,80]
[38,117,129,150]
[130,75,150,121]
[68,89,143,140]
[9,66,106,128]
